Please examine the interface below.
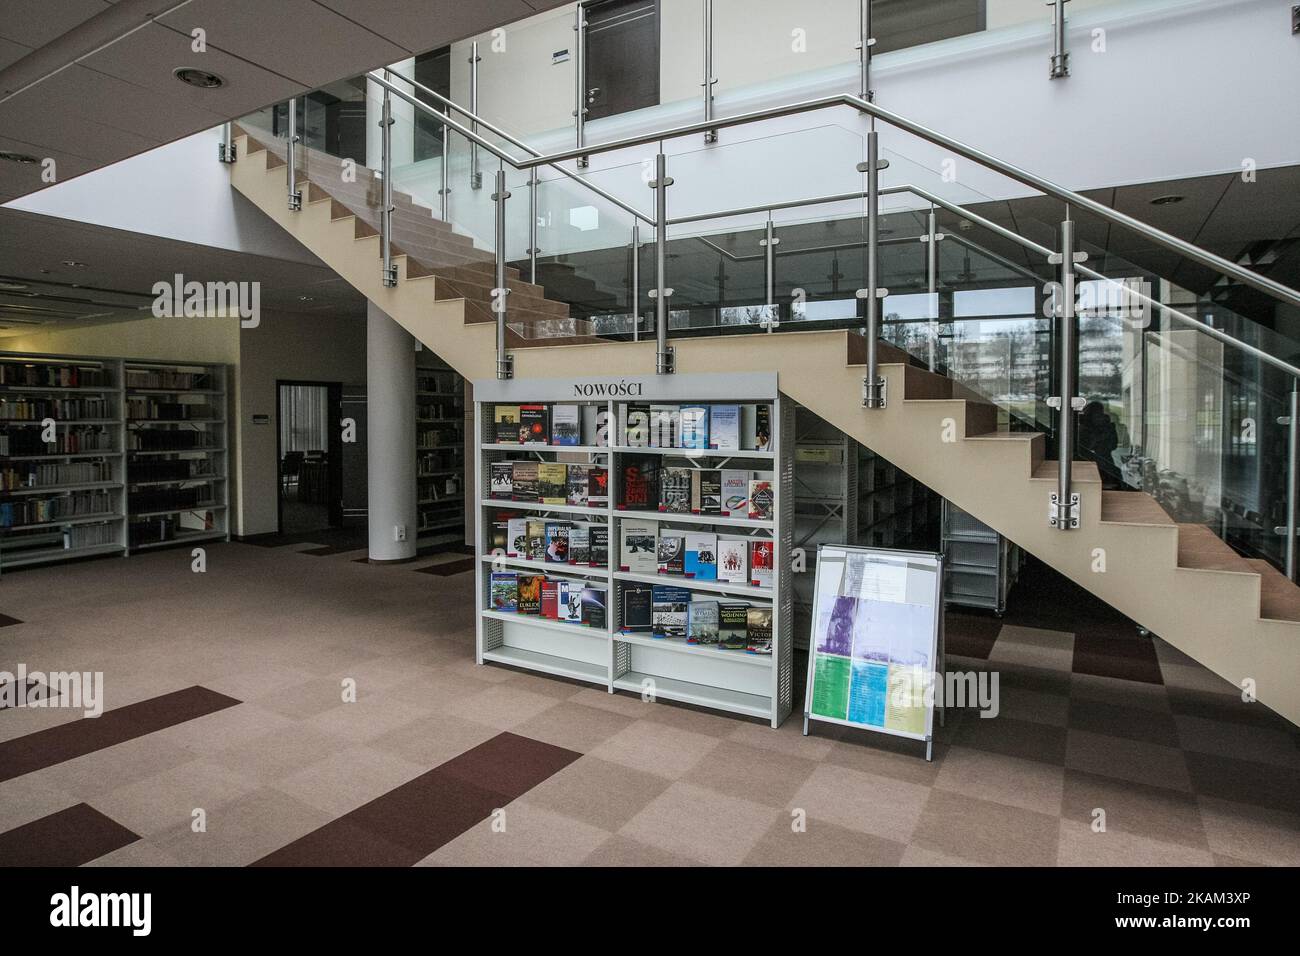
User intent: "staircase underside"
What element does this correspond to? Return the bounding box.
[230,129,1300,728]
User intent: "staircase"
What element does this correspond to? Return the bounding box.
[229,127,1300,727]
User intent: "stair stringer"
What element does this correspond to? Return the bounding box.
[229,134,1299,727]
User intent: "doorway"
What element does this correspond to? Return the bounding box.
[584,0,660,121]
[277,381,343,534]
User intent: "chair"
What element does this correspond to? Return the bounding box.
[281,452,304,493]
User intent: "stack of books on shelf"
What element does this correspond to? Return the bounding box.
[619,520,773,588]
[0,426,115,456]
[491,402,607,447]
[618,580,772,654]
[125,368,212,391]
[489,461,608,509]
[2,460,113,491]
[0,362,111,389]
[0,490,114,528]
[615,401,771,451]
[0,396,112,420]
[617,456,773,520]
[489,571,607,629]
[486,513,609,566]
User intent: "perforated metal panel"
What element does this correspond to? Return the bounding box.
[774,395,796,725]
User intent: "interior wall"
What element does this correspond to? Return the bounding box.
[1,310,366,539]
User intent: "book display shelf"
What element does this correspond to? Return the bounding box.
[415,362,466,544]
[125,361,230,551]
[473,372,794,727]
[0,352,230,572]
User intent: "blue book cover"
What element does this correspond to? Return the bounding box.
[680,405,710,450]
[683,531,718,581]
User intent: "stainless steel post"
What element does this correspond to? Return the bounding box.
[493,168,513,379]
[1285,384,1299,579]
[926,205,938,371]
[860,130,885,407]
[380,86,397,287]
[631,222,641,342]
[286,98,302,210]
[703,0,717,143]
[527,175,538,284]
[652,152,674,374]
[439,123,449,220]
[469,42,482,188]
[219,120,235,163]
[574,6,589,167]
[1051,216,1080,529]
[1050,0,1071,79]
[858,0,874,102]
[762,215,778,332]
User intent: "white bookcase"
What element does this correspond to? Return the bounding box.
[473,372,794,728]
[0,352,230,572]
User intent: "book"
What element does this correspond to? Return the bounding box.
[746,606,773,654]
[490,462,513,499]
[589,525,609,567]
[517,575,543,615]
[551,404,580,446]
[506,517,529,557]
[679,405,709,450]
[688,600,720,645]
[587,466,609,507]
[490,571,518,611]
[742,403,772,451]
[493,405,520,444]
[720,469,750,516]
[544,522,570,562]
[659,467,692,514]
[621,583,654,631]
[620,521,658,573]
[692,469,722,515]
[650,404,680,449]
[565,465,589,506]
[684,531,718,580]
[511,461,539,502]
[656,533,685,575]
[557,580,582,622]
[652,584,691,639]
[581,405,610,446]
[540,579,560,618]
[580,586,607,629]
[622,402,651,447]
[526,519,547,561]
[750,539,775,588]
[709,404,740,450]
[748,475,774,520]
[519,403,549,445]
[620,456,659,510]
[716,537,748,584]
[568,524,591,564]
[538,463,568,505]
[488,511,516,552]
[719,603,749,649]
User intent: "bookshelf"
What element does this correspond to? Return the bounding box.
[125,361,230,550]
[415,361,466,545]
[0,352,230,572]
[473,372,793,728]
[0,353,127,571]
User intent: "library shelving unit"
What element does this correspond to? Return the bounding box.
[0,353,128,571]
[791,403,859,650]
[122,361,230,551]
[473,372,794,728]
[941,499,1022,614]
[415,362,466,545]
[857,446,941,550]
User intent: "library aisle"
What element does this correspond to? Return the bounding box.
[0,539,1293,867]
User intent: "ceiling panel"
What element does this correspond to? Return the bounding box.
[158,0,408,89]
[0,135,101,204]
[1203,166,1300,246]
[0,71,157,162]
[0,0,110,48]
[0,35,32,72]
[312,0,539,54]
[82,22,307,122]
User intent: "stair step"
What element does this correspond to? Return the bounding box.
[1100,490,1174,526]
[1031,460,1102,483]
[1176,523,1254,574]
[1245,559,1300,622]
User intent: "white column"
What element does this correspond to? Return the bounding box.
[367,301,417,562]
[366,58,416,170]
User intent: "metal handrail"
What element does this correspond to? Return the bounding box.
[367,70,655,228]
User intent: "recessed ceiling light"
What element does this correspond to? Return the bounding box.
[61,260,87,268]
[1150,195,1185,206]
[0,150,39,164]
[173,68,225,89]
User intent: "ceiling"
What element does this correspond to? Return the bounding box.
[0,0,569,204]
[0,207,365,337]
